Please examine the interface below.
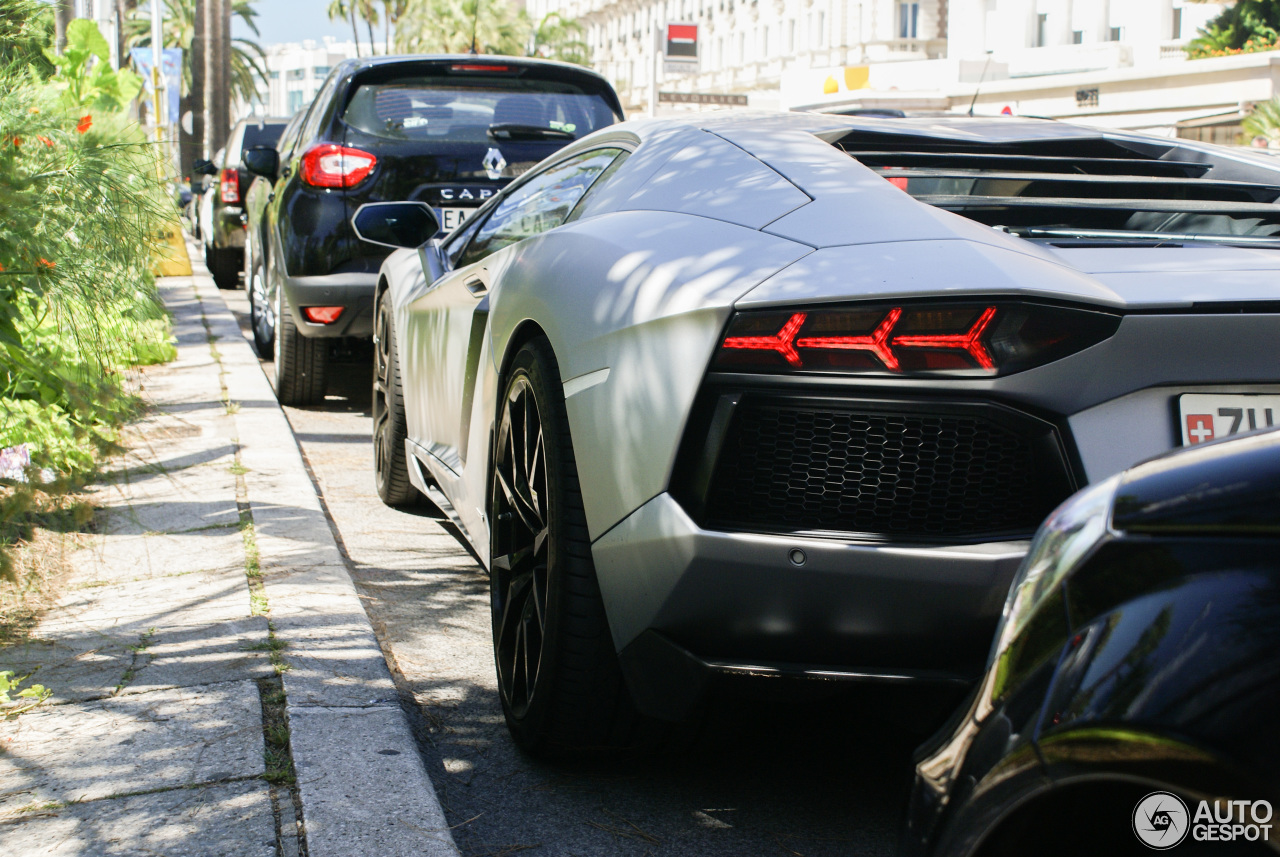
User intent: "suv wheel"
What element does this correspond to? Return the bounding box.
[372,289,419,506]
[490,338,646,756]
[272,286,328,406]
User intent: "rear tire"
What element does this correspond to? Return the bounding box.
[273,286,327,406]
[490,337,647,756]
[208,245,240,290]
[372,289,419,507]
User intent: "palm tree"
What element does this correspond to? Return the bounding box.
[529,12,588,65]
[381,0,407,55]
[126,0,267,106]
[394,0,529,55]
[356,0,380,54]
[1245,97,1280,147]
[328,0,361,57]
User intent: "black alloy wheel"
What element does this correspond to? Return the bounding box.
[247,249,274,358]
[490,338,646,755]
[372,289,418,506]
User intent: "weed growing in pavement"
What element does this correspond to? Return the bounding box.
[229,461,249,476]
[0,669,50,716]
[258,675,296,785]
[113,626,155,694]
[224,400,242,415]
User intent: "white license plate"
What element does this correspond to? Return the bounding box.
[439,207,475,232]
[1179,393,1280,445]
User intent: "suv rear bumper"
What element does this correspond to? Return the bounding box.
[280,272,376,339]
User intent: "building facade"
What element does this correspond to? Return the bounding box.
[239,38,360,120]
[524,0,950,114]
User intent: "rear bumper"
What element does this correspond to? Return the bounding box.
[592,493,1025,719]
[280,272,377,339]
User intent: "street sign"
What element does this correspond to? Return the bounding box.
[658,91,749,106]
[664,23,698,61]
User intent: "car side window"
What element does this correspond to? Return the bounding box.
[455,147,623,269]
[297,69,342,148]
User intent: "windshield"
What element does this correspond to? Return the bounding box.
[343,81,617,142]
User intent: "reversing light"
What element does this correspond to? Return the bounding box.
[302,306,344,324]
[714,302,1119,377]
[300,144,377,189]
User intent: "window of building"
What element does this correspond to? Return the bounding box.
[1036,13,1047,47]
[269,70,280,80]
[287,90,304,114]
[1072,30,1083,44]
[898,2,918,39]
[1108,26,1122,41]
[1172,7,1182,39]
[313,65,331,77]
[287,68,305,80]
[787,19,796,52]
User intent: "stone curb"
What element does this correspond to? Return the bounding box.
[179,262,460,857]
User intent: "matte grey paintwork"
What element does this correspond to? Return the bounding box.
[380,111,1280,668]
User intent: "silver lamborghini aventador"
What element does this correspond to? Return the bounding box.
[361,111,1280,753]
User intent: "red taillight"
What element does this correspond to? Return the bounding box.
[302,306,344,324]
[714,302,1120,376]
[450,64,512,72]
[300,144,377,189]
[220,168,240,203]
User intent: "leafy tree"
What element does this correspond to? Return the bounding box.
[45,19,142,110]
[394,0,530,55]
[381,0,408,55]
[125,0,268,106]
[1187,0,1280,57]
[529,12,588,65]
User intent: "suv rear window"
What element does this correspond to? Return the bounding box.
[342,80,617,142]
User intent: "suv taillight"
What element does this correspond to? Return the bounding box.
[300,144,377,189]
[713,302,1120,377]
[219,168,240,203]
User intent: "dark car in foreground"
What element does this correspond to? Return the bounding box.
[905,428,1280,857]
[199,117,289,289]
[241,55,623,404]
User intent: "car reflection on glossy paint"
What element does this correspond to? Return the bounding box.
[904,427,1280,857]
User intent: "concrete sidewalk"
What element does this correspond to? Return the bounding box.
[0,254,459,856]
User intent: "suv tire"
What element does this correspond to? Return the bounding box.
[273,287,328,406]
[372,289,419,506]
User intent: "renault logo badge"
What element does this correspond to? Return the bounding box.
[483,148,506,180]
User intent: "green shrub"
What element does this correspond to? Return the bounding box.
[0,3,176,579]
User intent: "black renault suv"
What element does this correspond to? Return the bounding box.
[241,55,623,405]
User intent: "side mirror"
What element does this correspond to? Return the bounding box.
[243,146,280,180]
[193,158,217,176]
[351,202,440,249]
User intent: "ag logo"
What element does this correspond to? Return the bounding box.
[482,147,506,180]
[1134,792,1190,849]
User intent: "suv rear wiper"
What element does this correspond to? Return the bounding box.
[1008,227,1280,249]
[487,123,575,141]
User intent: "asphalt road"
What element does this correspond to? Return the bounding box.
[217,284,935,857]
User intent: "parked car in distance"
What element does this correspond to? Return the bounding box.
[241,55,622,405]
[201,117,289,289]
[193,147,222,246]
[905,428,1280,857]
[369,111,1280,756]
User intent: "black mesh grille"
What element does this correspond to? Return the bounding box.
[702,399,1067,540]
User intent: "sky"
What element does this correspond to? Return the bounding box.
[232,0,357,48]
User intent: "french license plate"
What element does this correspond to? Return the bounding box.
[1179,393,1280,445]
[439,207,475,232]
